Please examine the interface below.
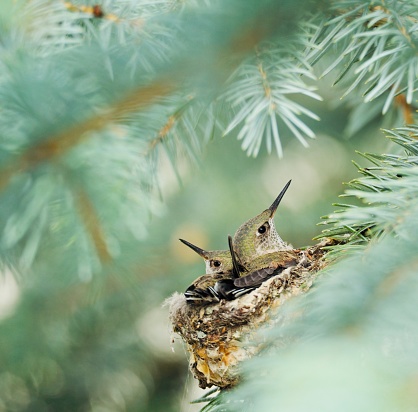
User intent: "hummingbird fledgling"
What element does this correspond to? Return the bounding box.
[179,238,246,304]
[183,272,249,304]
[179,238,232,275]
[228,235,299,289]
[210,236,299,298]
[232,180,293,266]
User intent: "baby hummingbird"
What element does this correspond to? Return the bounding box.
[183,271,238,304]
[232,180,292,266]
[195,234,299,303]
[179,238,233,275]
[230,238,299,289]
[179,238,238,304]
[210,235,299,297]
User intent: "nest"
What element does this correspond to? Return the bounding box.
[167,239,334,389]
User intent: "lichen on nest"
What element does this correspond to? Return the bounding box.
[167,239,333,389]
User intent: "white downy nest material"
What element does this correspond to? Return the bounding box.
[167,239,334,389]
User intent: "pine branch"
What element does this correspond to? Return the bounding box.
[64,2,115,21]
[0,80,174,193]
[215,128,418,412]
[317,127,418,260]
[222,32,322,157]
[3,0,87,54]
[141,93,209,173]
[308,1,418,116]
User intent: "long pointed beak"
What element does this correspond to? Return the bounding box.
[179,239,209,259]
[269,179,291,217]
[228,235,241,279]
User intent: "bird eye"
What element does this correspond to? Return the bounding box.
[257,222,270,235]
[213,260,221,267]
[258,225,267,234]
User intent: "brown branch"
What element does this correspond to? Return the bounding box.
[255,47,275,111]
[56,163,113,265]
[145,95,196,155]
[73,185,112,264]
[64,1,146,31]
[64,2,120,22]
[395,94,416,125]
[146,115,177,155]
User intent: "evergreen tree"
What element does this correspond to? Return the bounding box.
[0,1,417,411]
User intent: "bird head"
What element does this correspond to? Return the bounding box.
[232,180,292,264]
[179,239,233,275]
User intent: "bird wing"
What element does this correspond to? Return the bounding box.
[213,279,255,300]
[184,273,226,305]
[184,278,254,304]
[234,257,298,288]
[233,267,277,288]
[184,284,220,304]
